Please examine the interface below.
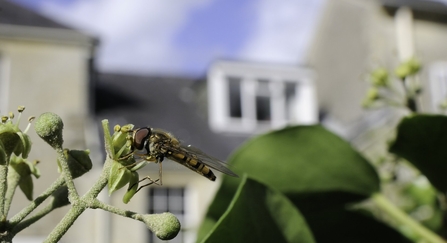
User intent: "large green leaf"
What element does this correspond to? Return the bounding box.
[300,206,412,243]
[200,176,315,243]
[389,115,447,192]
[198,125,380,240]
[230,125,379,195]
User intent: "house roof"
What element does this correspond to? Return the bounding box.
[95,73,249,163]
[380,0,447,22]
[0,1,95,44]
[1,1,73,29]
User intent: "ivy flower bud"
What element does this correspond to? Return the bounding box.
[111,124,134,163]
[362,87,380,108]
[395,58,422,79]
[34,112,64,149]
[371,68,389,87]
[141,213,181,241]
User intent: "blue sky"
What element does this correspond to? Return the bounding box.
[11,0,324,77]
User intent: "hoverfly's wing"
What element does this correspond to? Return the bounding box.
[171,144,238,177]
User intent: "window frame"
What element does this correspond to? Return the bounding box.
[208,61,317,134]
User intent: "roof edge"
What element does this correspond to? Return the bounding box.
[0,23,97,46]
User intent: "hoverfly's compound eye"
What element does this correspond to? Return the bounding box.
[133,127,151,151]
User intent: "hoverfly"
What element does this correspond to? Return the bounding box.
[126,127,238,191]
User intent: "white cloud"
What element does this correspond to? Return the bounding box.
[240,0,325,64]
[34,0,324,76]
[39,0,212,75]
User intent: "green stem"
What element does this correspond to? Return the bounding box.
[9,176,65,226]
[43,158,113,243]
[55,148,79,203]
[372,193,446,243]
[0,162,8,221]
[4,168,20,216]
[42,203,86,243]
[89,198,141,220]
[12,201,55,234]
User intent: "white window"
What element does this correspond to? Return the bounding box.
[148,187,186,243]
[208,61,317,134]
[429,62,447,113]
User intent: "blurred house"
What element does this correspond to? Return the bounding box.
[0,1,96,242]
[4,0,447,243]
[303,0,447,156]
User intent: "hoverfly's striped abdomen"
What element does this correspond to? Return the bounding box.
[168,150,217,181]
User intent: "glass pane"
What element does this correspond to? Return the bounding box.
[148,187,185,243]
[285,82,297,120]
[256,79,271,121]
[227,76,242,118]
[256,96,271,121]
[168,188,184,213]
[152,189,168,212]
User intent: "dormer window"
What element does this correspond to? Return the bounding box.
[208,61,318,134]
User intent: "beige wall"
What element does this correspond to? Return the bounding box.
[0,25,94,240]
[305,0,373,123]
[307,0,447,124]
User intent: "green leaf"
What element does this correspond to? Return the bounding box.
[231,125,379,195]
[14,132,32,159]
[108,161,131,195]
[200,176,315,243]
[301,206,412,243]
[18,175,33,201]
[198,125,379,240]
[123,171,139,204]
[66,149,93,178]
[389,115,447,192]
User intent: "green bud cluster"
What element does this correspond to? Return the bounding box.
[0,106,34,162]
[363,58,423,111]
[105,123,150,203]
[395,58,421,79]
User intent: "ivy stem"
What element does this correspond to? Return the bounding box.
[9,176,65,226]
[12,201,54,234]
[372,193,446,243]
[43,157,112,243]
[55,147,80,203]
[4,169,20,216]
[0,160,9,221]
[89,198,143,220]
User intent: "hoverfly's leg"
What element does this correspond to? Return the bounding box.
[118,151,133,160]
[156,156,164,186]
[159,160,163,186]
[135,176,161,193]
[119,155,156,171]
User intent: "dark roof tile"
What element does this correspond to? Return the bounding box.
[1,1,74,29]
